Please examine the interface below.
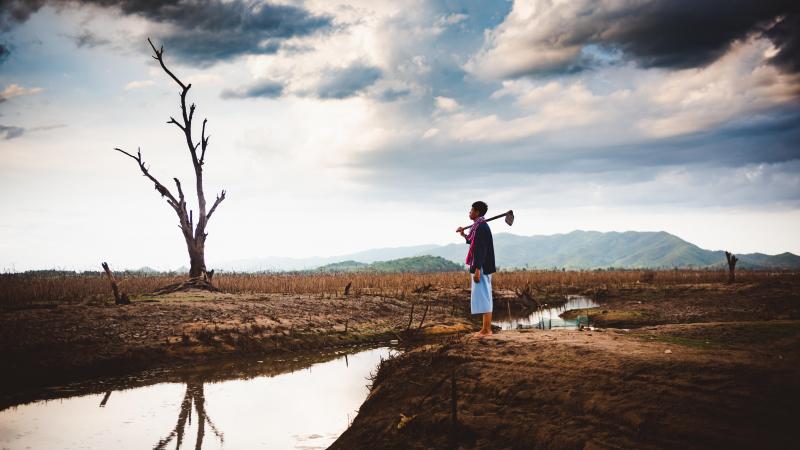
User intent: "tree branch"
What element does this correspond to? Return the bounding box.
[113,147,181,214]
[147,38,188,92]
[173,177,185,204]
[206,190,226,221]
[199,118,209,165]
[167,117,185,131]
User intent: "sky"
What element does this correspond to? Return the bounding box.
[0,0,799,271]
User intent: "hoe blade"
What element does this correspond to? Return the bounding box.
[505,210,514,226]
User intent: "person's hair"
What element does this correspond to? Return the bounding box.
[472,201,488,216]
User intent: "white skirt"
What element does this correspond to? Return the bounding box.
[470,272,492,314]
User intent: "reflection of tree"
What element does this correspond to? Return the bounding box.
[154,382,224,450]
[99,391,112,407]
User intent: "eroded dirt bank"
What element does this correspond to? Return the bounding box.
[332,320,800,450]
[559,279,800,328]
[0,290,471,393]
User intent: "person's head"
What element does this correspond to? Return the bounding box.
[470,201,488,220]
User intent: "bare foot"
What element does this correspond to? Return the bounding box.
[472,330,493,338]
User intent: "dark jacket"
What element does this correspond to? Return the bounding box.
[465,222,496,275]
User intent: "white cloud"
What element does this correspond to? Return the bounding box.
[449,36,800,143]
[434,96,459,112]
[124,80,155,90]
[1,84,43,100]
[465,0,628,79]
[636,37,800,138]
[438,13,468,26]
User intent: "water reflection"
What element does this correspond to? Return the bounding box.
[494,295,600,331]
[0,346,397,450]
[153,382,224,449]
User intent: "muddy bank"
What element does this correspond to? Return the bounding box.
[559,280,800,328]
[0,290,471,392]
[0,343,389,411]
[332,320,800,449]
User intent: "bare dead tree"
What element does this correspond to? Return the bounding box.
[114,38,226,293]
[725,251,738,283]
[101,261,130,305]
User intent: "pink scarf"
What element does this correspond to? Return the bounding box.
[465,216,486,266]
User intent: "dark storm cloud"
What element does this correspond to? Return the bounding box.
[220,79,283,99]
[0,0,46,31]
[314,63,381,99]
[605,0,799,70]
[480,0,800,77]
[0,0,331,66]
[763,12,800,73]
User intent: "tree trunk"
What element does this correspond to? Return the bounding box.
[188,242,207,280]
[725,251,738,283]
[101,261,130,305]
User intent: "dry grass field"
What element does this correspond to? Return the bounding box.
[1,268,794,306]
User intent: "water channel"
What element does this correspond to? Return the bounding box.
[493,295,601,331]
[0,346,398,450]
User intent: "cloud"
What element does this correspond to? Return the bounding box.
[69,28,110,48]
[763,12,800,72]
[313,62,382,99]
[123,80,154,90]
[437,12,468,27]
[220,79,284,99]
[0,0,332,66]
[344,30,800,204]
[634,36,800,137]
[0,124,24,139]
[467,0,800,79]
[347,110,800,210]
[434,96,459,112]
[0,0,45,31]
[375,87,411,102]
[0,83,43,102]
[0,43,8,64]
[438,36,800,143]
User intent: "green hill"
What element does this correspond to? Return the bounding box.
[316,255,463,273]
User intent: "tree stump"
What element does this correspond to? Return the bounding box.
[725,251,738,283]
[101,262,130,305]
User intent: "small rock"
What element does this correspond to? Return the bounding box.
[664,349,672,354]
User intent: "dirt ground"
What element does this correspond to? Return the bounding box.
[330,278,800,449]
[0,289,471,392]
[3,277,800,449]
[332,321,800,449]
[568,280,800,328]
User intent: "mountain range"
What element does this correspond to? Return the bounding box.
[216,230,800,272]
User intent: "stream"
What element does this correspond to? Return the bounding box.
[493,294,601,331]
[0,346,398,450]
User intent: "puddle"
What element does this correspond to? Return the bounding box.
[0,346,398,449]
[494,295,600,330]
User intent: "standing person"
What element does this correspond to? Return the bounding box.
[457,201,496,337]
